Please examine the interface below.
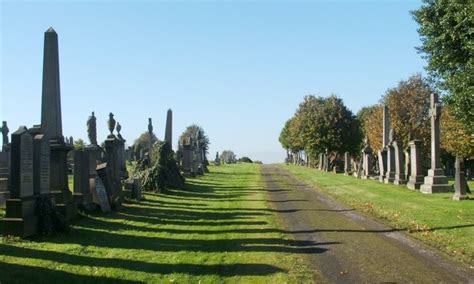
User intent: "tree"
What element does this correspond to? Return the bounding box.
[220,150,237,164]
[382,74,432,153]
[357,105,383,151]
[441,107,474,159]
[413,1,474,132]
[179,124,210,154]
[133,132,158,154]
[73,138,86,150]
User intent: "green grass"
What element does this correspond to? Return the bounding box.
[1,164,312,283]
[281,164,474,266]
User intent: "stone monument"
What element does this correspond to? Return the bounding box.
[453,157,469,200]
[344,152,350,176]
[420,93,452,193]
[72,149,95,210]
[165,109,172,148]
[384,129,396,184]
[41,27,76,220]
[2,127,37,237]
[1,121,9,151]
[379,105,390,182]
[361,137,373,179]
[393,141,407,185]
[406,140,424,190]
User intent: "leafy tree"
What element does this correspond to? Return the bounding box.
[179,124,210,153]
[73,138,86,150]
[133,132,158,154]
[357,105,383,151]
[382,74,432,152]
[220,150,237,164]
[441,107,474,159]
[413,1,474,131]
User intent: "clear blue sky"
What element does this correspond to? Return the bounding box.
[1,1,426,163]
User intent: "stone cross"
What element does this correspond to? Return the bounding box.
[429,93,442,169]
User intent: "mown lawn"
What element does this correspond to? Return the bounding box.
[0,163,312,283]
[281,164,474,266]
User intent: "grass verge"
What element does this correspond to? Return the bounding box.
[280,164,474,266]
[1,163,312,283]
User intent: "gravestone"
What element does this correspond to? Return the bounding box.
[323,149,329,172]
[377,150,387,182]
[407,140,424,190]
[1,121,10,151]
[2,127,38,237]
[344,152,350,176]
[33,134,50,196]
[104,135,122,208]
[420,94,452,193]
[361,137,373,179]
[214,152,221,166]
[41,27,76,220]
[453,157,469,200]
[94,176,111,212]
[393,141,407,185]
[116,122,128,179]
[0,151,10,206]
[318,153,323,170]
[165,109,173,148]
[73,149,95,210]
[384,129,396,184]
[182,142,192,176]
[404,148,411,181]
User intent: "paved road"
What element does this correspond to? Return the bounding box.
[262,165,474,283]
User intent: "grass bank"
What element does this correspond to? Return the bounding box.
[280,164,474,266]
[1,163,311,283]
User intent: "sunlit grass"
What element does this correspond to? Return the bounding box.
[0,164,312,283]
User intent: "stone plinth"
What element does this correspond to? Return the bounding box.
[377,149,387,183]
[393,141,407,185]
[384,145,395,184]
[407,140,424,190]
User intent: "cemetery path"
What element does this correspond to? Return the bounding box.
[261,164,474,283]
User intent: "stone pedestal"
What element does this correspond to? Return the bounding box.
[73,150,96,210]
[361,147,373,179]
[0,151,10,206]
[393,141,407,185]
[49,139,77,220]
[104,135,123,208]
[453,157,469,200]
[420,169,452,193]
[407,140,424,190]
[116,136,128,180]
[384,145,395,183]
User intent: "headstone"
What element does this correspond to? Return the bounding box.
[33,134,50,196]
[94,176,111,212]
[104,135,122,208]
[453,157,469,200]
[0,151,10,206]
[2,127,38,237]
[324,149,330,172]
[165,109,172,148]
[361,137,373,179]
[72,149,96,210]
[393,141,407,185]
[377,150,387,182]
[420,94,452,193]
[384,129,396,183]
[344,152,350,176]
[318,153,323,170]
[116,122,128,179]
[1,121,10,151]
[214,151,221,166]
[406,140,424,190]
[404,148,411,181]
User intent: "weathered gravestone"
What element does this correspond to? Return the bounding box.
[0,151,10,206]
[94,176,111,212]
[2,127,38,237]
[453,157,469,201]
[344,152,350,176]
[393,141,407,185]
[420,94,452,193]
[318,153,324,170]
[384,129,396,184]
[361,137,373,179]
[407,140,424,190]
[33,134,50,196]
[72,149,96,210]
[41,27,76,220]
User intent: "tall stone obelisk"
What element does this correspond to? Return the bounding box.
[378,105,390,182]
[41,27,76,219]
[420,93,452,193]
[164,109,173,148]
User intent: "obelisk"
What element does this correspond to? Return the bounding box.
[378,105,389,182]
[420,93,452,193]
[41,27,76,219]
[164,109,173,148]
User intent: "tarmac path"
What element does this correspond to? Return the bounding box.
[262,164,474,283]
